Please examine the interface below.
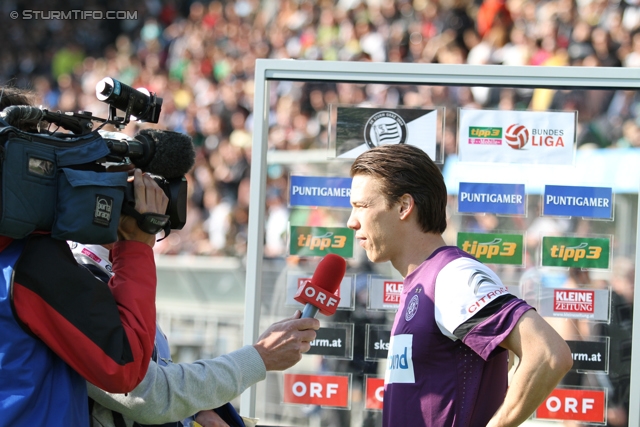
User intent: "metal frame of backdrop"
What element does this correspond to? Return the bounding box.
[241,59,640,425]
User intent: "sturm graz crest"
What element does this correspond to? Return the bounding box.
[364,111,408,148]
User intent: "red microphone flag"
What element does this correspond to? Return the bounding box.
[294,254,346,316]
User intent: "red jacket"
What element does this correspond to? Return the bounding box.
[8,234,157,392]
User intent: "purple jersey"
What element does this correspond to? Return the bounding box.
[382,246,533,427]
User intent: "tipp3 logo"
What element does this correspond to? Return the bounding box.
[457,232,524,265]
[541,236,610,269]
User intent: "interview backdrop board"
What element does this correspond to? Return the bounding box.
[244,60,640,427]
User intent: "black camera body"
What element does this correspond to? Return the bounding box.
[0,78,193,244]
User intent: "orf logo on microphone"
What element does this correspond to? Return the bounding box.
[294,280,341,316]
[298,278,341,299]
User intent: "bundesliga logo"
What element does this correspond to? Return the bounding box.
[364,111,407,148]
[504,123,566,150]
[505,124,529,149]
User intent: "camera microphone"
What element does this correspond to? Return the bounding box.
[99,129,195,231]
[100,129,196,179]
[0,106,195,179]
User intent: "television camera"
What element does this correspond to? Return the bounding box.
[0,78,195,244]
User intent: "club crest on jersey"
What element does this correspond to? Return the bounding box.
[364,111,408,148]
[405,294,419,321]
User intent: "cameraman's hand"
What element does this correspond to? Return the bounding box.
[118,169,169,247]
[253,310,319,371]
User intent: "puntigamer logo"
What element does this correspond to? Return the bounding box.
[457,232,524,265]
[542,236,610,269]
[289,225,354,258]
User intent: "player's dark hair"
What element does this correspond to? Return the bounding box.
[350,144,447,234]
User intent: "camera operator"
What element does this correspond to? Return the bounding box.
[0,87,320,427]
[0,87,168,426]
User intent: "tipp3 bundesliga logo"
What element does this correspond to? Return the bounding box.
[364,111,407,148]
[458,110,576,165]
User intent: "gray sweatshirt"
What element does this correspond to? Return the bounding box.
[87,343,265,426]
[72,243,264,426]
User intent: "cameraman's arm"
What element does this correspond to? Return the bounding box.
[11,170,169,393]
[100,168,170,390]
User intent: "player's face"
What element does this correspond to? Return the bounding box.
[347,175,401,264]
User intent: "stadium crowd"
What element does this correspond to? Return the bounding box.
[1,0,639,256]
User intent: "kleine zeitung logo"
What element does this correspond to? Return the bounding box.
[554,289,594,314]
[383,281,403,304]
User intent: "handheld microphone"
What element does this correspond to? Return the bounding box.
[294,254,347,318]
[99,129,196,179]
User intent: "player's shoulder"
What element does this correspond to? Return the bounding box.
[438,248,494,276]
[436,251,503,293]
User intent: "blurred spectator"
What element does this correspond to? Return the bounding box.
[1,0,639,257]
[592,257,634,427]
[615,118,640,147]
